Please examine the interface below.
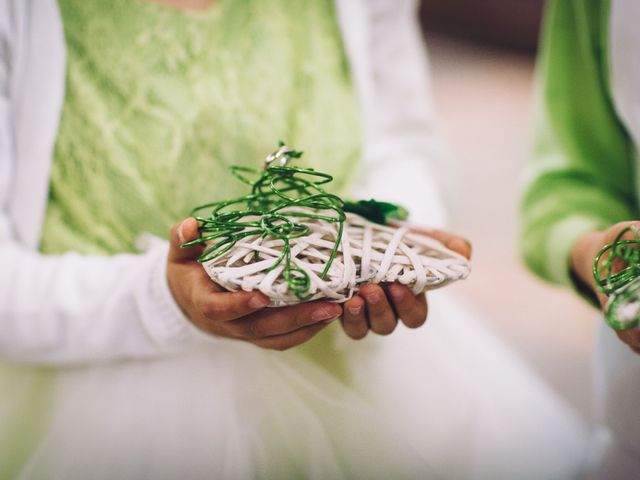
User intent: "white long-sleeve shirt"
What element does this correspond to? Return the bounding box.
[0,0,446,364]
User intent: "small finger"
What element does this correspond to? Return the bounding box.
[616,328,640,350]
[604,221,640,244]
[387,284,428,329]
[407,226,472,260]
[168,218,203,263]
[252,321,330,351]
[359,284,397,336]
[426,231,471,259]
[341,296,368,339]
[235,301,342,339]
[198,290,271,323]
[445,237,472,259]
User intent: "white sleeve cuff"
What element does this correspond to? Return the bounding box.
[136,242,203,351]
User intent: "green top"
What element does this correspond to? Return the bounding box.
[3,1,361,477]
[41,0,361,255]
[520,0,637,295]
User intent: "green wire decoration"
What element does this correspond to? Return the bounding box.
[182,143,408,301]
[593,226,640,330]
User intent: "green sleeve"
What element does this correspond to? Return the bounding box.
[521,0,636,289]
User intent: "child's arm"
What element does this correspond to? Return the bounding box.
[345,0,448,230]
[521,0,640,353]
[521,0,635,289]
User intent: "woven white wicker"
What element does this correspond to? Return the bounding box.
[203,211,470,306]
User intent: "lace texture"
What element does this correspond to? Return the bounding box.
[41,0,361,255]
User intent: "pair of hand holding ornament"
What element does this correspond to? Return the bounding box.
[167,217,471,351]
[572,222,640,355]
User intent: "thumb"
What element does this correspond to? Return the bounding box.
[168,217,203,263]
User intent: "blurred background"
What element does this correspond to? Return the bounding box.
[418,0,597,421]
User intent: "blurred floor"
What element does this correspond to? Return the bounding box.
[425,32,598,420]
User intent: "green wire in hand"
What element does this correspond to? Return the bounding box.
[182,143,407,301]
[593,226,640,330]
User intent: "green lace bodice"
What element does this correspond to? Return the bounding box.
[41,0,361,255]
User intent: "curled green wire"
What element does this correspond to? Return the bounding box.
[182,145,345,300]
[183,143,409,301]
[593,226,640,330]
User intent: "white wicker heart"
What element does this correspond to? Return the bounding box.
[202,210,470,306]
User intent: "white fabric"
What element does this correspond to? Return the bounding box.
[585,324,640,480]
[0,1,589,479]
[19,297,588,480]
[344,0,448,229]
[591,3,640,477]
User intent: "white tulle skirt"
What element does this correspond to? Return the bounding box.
[18,292,588,480]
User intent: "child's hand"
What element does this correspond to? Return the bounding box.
[572,221,640,354]
[341,227,471,340]
[166,218,341,350]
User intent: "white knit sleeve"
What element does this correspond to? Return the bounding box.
[350,0,448,229]
[0,7,201,364]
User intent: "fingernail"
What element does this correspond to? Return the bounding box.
[312,307,341,322]
[248,295,270,309]
[367,292,382,305]
[348,305,362,316]
[389,286,404,301]
[177,219,188,245]
[448,238,471,257]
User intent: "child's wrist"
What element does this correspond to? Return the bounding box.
[570,230,604,301]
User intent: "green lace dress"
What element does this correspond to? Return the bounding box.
[41,0,360,255]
